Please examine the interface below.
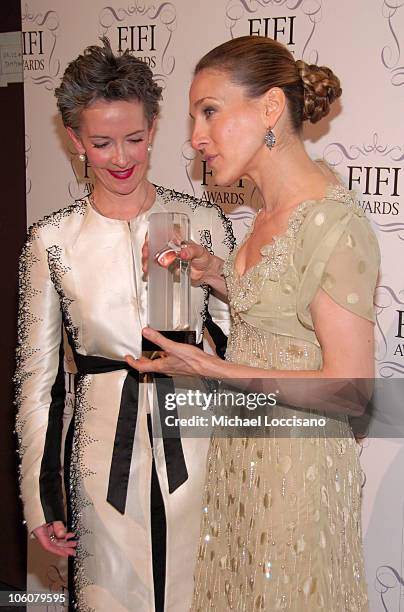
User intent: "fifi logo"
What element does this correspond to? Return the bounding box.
[324,134,403,217]
[116,24,157,68]
[201,161,246,207]
[225,0,324,62]
[21,5,60,88]
[117,24,156,52]
[248,15,296,49]
[99,3,177,77]
[180,140,262,214]
[348,166,401,216]
[374,287,404,376]
[393,309,404,368]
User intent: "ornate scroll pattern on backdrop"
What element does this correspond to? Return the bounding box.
[225,0,323,63]
[99,2,177,88]
[181,139,198,197]
[373,220,404,242]
[381,0,404,87]
[374,285,404,378]
[226,207,256,245]
[323,133,404,165]
[323,133,404,241]
[375,563,404,611]
[21,4,61,90]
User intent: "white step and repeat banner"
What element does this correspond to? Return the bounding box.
[21,1,404,610]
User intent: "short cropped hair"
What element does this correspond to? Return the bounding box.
[55,37,162,131]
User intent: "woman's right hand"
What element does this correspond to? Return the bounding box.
[33,521,77,558]
[179,242,217,284]
[142,235,226,296]
[180,243,227,299]
[142,235,220,284]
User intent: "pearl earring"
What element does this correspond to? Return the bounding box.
[147,144,152,153]
[79,153,87,162]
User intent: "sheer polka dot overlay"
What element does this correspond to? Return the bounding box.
[192,186,378,611]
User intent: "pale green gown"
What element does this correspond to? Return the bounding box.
[191,185,380,612]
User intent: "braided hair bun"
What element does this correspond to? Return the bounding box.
[295,60,342,124]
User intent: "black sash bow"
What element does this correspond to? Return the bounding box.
[74,353,188,514]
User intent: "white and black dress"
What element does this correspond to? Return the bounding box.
[15,186,234,612]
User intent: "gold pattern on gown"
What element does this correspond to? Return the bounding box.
[191,186,380,611]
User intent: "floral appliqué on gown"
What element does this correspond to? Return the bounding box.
[191,185,380,612]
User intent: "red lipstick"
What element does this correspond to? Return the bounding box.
[108,166,135,180]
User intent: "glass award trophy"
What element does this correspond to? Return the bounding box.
[143,212,197,356]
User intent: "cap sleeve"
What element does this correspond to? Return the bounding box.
[296,203,380,331]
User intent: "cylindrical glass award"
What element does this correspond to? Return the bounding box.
[144,212,196,354]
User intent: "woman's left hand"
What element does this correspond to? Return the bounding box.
[125,327,217,377]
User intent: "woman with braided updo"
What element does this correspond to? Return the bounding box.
[127,35,379,610]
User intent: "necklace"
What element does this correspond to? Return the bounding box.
[89,182,151,220]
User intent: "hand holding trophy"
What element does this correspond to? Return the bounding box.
[143,212,197,357]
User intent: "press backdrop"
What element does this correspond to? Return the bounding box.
[21,1,404,610]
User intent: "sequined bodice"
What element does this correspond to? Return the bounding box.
[191,183,374,612]
[223,199,313,313]
[222,185,368,370]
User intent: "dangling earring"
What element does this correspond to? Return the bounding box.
[264,129,276,150]
[79,153,87,162]
[147,144,152,153]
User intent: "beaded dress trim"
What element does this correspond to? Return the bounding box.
[223,184,361,314]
